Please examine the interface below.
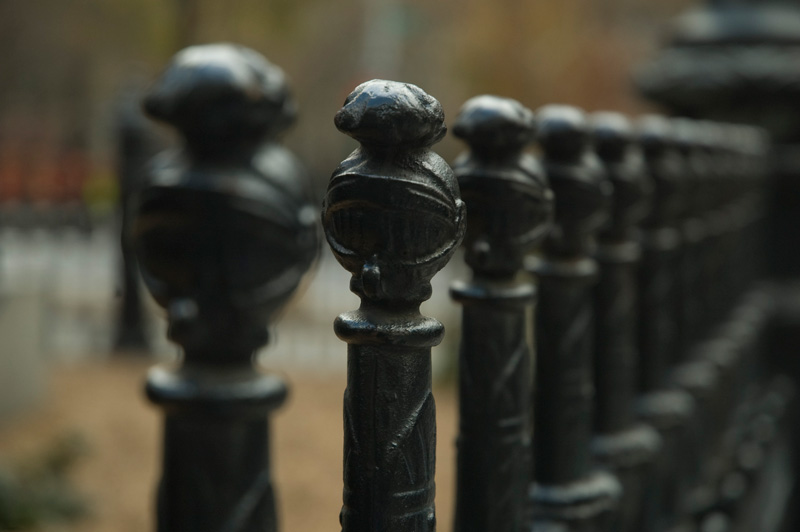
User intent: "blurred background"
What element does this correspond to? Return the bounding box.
[0,1,697,531]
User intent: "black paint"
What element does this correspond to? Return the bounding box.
[323,79,465,532]
[450,95,553,532]
[133,44,318,532]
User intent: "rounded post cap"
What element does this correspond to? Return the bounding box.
[334,79,446,149]
[536,105,589,160]
[453,95,536,154]
[144,43,296,147]
[590,112,633,162]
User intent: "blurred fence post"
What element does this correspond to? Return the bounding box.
[528,105,621,531]
[449,95,553,532]
[589,112,661,532]
[132,44,318,532]
[322,79,465,532]
[113,87,161,353]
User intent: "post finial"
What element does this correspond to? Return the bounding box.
[324,79,463,532]
[537,105,611,259]
[132,43,317,532]
[134,43,318,360]
[591,112,652,242]
[452,95,553,276]
[324,79,465,309]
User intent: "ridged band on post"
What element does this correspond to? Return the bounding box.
[132,44,318,532]
[528,105,621,531]
[634,116,696,532]
[588,112,661,532]
[449,96,553,532]
[322,80,465,532]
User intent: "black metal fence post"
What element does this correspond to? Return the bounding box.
[449,95,553,532]
[132,44,318,532]
[634,116,696,532]
[664,119,722,528]
[588,112,661,532]
[322,79,466,532]
[528,105,621,532]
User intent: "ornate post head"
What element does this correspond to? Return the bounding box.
[322,80,466,308]
[672,118,705,221]
[451,95,553,277]
[590,112,652,243]
[536,105,611,259]
[132,44,318,361]
[143,44,297,159]
[636,115,684,230]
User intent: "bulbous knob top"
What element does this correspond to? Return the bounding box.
[144,43,296,152]
[334,79,447,149]
[591,112,633,162]
[452,95,536,156]
[536,105,589,161]
[451,95,552,276]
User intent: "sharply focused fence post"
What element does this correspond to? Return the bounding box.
[528,105,621,531]
[132,44,318,532]
[449,95,553,532]
[322,79,465,532]
[588,112,661,532]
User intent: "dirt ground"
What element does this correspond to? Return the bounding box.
[0,358,458,532]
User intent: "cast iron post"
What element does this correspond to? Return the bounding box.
[132,44,318,532]
[588,112,661,532]
[322,79,466,532]
[637,14,800,527]
[671,118,708,363]
[528,105,621,532]
[669,119,740,527]
[449,95,554,532]
[634,116,696,532]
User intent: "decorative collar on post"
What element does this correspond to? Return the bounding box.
[322,79,464,532]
